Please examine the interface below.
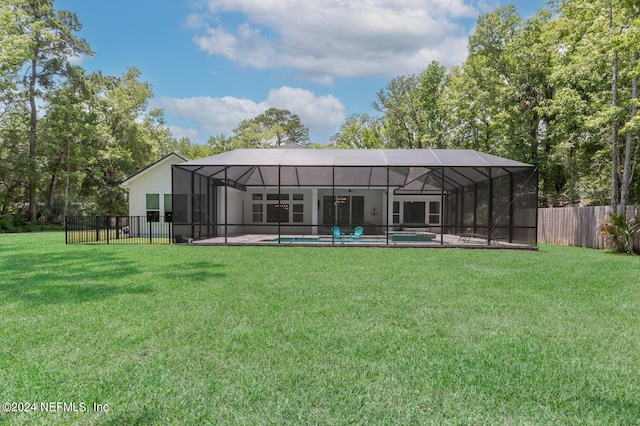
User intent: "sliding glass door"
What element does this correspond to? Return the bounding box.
[322,195,364,228]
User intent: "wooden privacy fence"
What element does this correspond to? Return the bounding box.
[538,205,640,250]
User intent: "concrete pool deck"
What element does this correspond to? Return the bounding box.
[189,233,536,250]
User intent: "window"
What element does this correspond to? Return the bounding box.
[267,193,289,201]
[267,204,289,222]
[429,201,440,224]
[252,204,263,222]
[146,194,160,222]
[255,193,302,222]
[146,194,159,210]
[393,201,400,224]
[403,201,425,224]
[293,204,304,223]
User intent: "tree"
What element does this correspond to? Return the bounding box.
[39,66,95,218]
[0,2,29,119]
[143,108,174,158]
[3,0,92,221]
[444,6,523,154]
[554,0,640,208]
[418,61,450,148]
[204,134,236,154]
[233,108,310,147]
[165,134,234,159]
[373,74,426,148]
[34,67,161,217]
[445,6,568,203]
[81,68,157,215]
[330,113,385,149]
[616,1,640,213]
[0,109,30,215]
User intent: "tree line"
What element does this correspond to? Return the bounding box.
[0,0,638,227]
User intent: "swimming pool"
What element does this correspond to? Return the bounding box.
[263,237,324,243]
[262,236,439,244]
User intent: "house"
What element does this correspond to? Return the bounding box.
[120,152,187,236]
[169,147,538,246]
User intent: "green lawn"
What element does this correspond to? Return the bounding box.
[1,233,639,425]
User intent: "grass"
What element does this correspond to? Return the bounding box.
[1,233,639,425]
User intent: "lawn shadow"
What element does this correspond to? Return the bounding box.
[0,245,228,305]
[159,260,226,282]
[96,405,163,426]
[0,247,153,306]
[577,395,640,423]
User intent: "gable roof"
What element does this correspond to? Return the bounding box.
[120,152,188,188]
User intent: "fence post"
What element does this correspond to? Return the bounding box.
[95,216,100,242]
[106,216,110,244]
[65,216,68,245]
[149,219,152,244]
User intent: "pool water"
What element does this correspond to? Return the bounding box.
[264,237,323,243]
[262,236,437,244]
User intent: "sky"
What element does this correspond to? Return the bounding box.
[56,0,549,145]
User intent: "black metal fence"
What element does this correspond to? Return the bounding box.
[65,216,172,245]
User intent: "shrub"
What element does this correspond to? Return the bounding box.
[598,212,640,254]
[0,214,64,233]
[0,215,17,233]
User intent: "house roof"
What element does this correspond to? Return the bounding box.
[172,148,536,194]
[121,152,188,188]
[178,148,531,168]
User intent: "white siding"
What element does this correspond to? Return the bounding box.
[122,156,184,217]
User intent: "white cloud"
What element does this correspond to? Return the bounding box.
[66,53,86,66]
[190,0,481,84]
[152,96,264,135]
[265,87,345,130]
[183,13,210,30]
[152,87,346,140]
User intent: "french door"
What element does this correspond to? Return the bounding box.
[322,195,364,228]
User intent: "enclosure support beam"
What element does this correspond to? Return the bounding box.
[440,167,445,246]
[509,170,514,243]
[488,168,494,246]
[224,168,228,244]
[332,166,336,244]
[171,166,174,243]
[386,166,390,245]
[535,168,539,246]
[458,187,463,235]
[278,165,281,243]
[190,170,195,241]
[208,176,213,239]
[473,182,478,233]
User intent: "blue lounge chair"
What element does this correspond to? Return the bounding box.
[350,226,363,241]
[333,226,345,241]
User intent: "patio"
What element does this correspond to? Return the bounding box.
[190,232,536,249]
[172,148,539,248]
